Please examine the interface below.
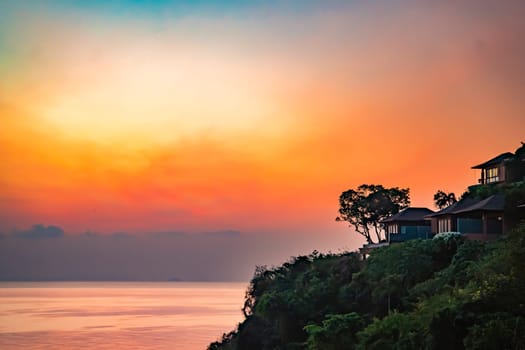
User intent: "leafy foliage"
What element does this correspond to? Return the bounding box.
[433,190,457,209]
[209,223,525,350]
[356,312,424,350]
[336,184,410,243]
[304,313,364,350]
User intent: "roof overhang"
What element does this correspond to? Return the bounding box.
[471,152,514,169]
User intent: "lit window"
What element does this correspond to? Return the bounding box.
[486,167,499,183]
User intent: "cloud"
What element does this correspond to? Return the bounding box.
[2,0,524,244]
[0,229,352,281]
[13,224,64,239]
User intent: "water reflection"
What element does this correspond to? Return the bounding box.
[0,282,246,349]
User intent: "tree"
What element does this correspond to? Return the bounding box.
[433,190,457,209]
[336,184,410,244]
[305,313,364,350]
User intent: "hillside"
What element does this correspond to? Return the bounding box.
[209,223,525,350]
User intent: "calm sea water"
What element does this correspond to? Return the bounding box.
[0,282,246,349]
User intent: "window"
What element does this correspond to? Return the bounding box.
[387,224,398,234]
[457,218,482,233]
[400,226,431,235]
[438,218,450,233]
[485,167,499,183]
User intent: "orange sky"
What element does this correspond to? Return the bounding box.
[1,1,524,250]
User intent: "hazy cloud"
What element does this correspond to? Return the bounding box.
[0,228,352,282]
[13,224,65,239]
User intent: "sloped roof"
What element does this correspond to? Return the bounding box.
[452,194,505,214]
[381,207,435,223]
[471,152,514,169]
[426,195,505,217]
[425,197,479,218]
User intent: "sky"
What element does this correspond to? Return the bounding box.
[1,0,524,280]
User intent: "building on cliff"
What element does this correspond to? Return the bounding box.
[472,143,525,185]
[360,143,525,257]
[425,194,505,241]
[381,207,434,243]
[425,143,525,240]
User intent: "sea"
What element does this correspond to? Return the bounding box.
[0,282,247,349]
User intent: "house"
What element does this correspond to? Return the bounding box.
[472,152,514,184]
[381,207,434,243]
[359,207,434,258]
[359,143,524,255]
[425,194,505,241]
[472,143,525,185]
[425,143,525,241]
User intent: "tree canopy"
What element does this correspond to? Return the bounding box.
[209,223,525,350]
[336,184,410,244]
[433,190,457,209]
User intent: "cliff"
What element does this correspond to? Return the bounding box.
[209,223,525,350]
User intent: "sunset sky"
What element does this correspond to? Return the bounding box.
[1,0,524,263]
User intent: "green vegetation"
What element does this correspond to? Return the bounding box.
[209,223,525,350]
[336,184,410,244]
[433,190,457,209]
[210,177,525,349]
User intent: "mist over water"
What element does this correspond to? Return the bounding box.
[0,230,355,282]
[0,282,246,349]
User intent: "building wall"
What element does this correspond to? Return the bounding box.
[499,163,507,183]
[432,212,504,240]
[433,216,454,233]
